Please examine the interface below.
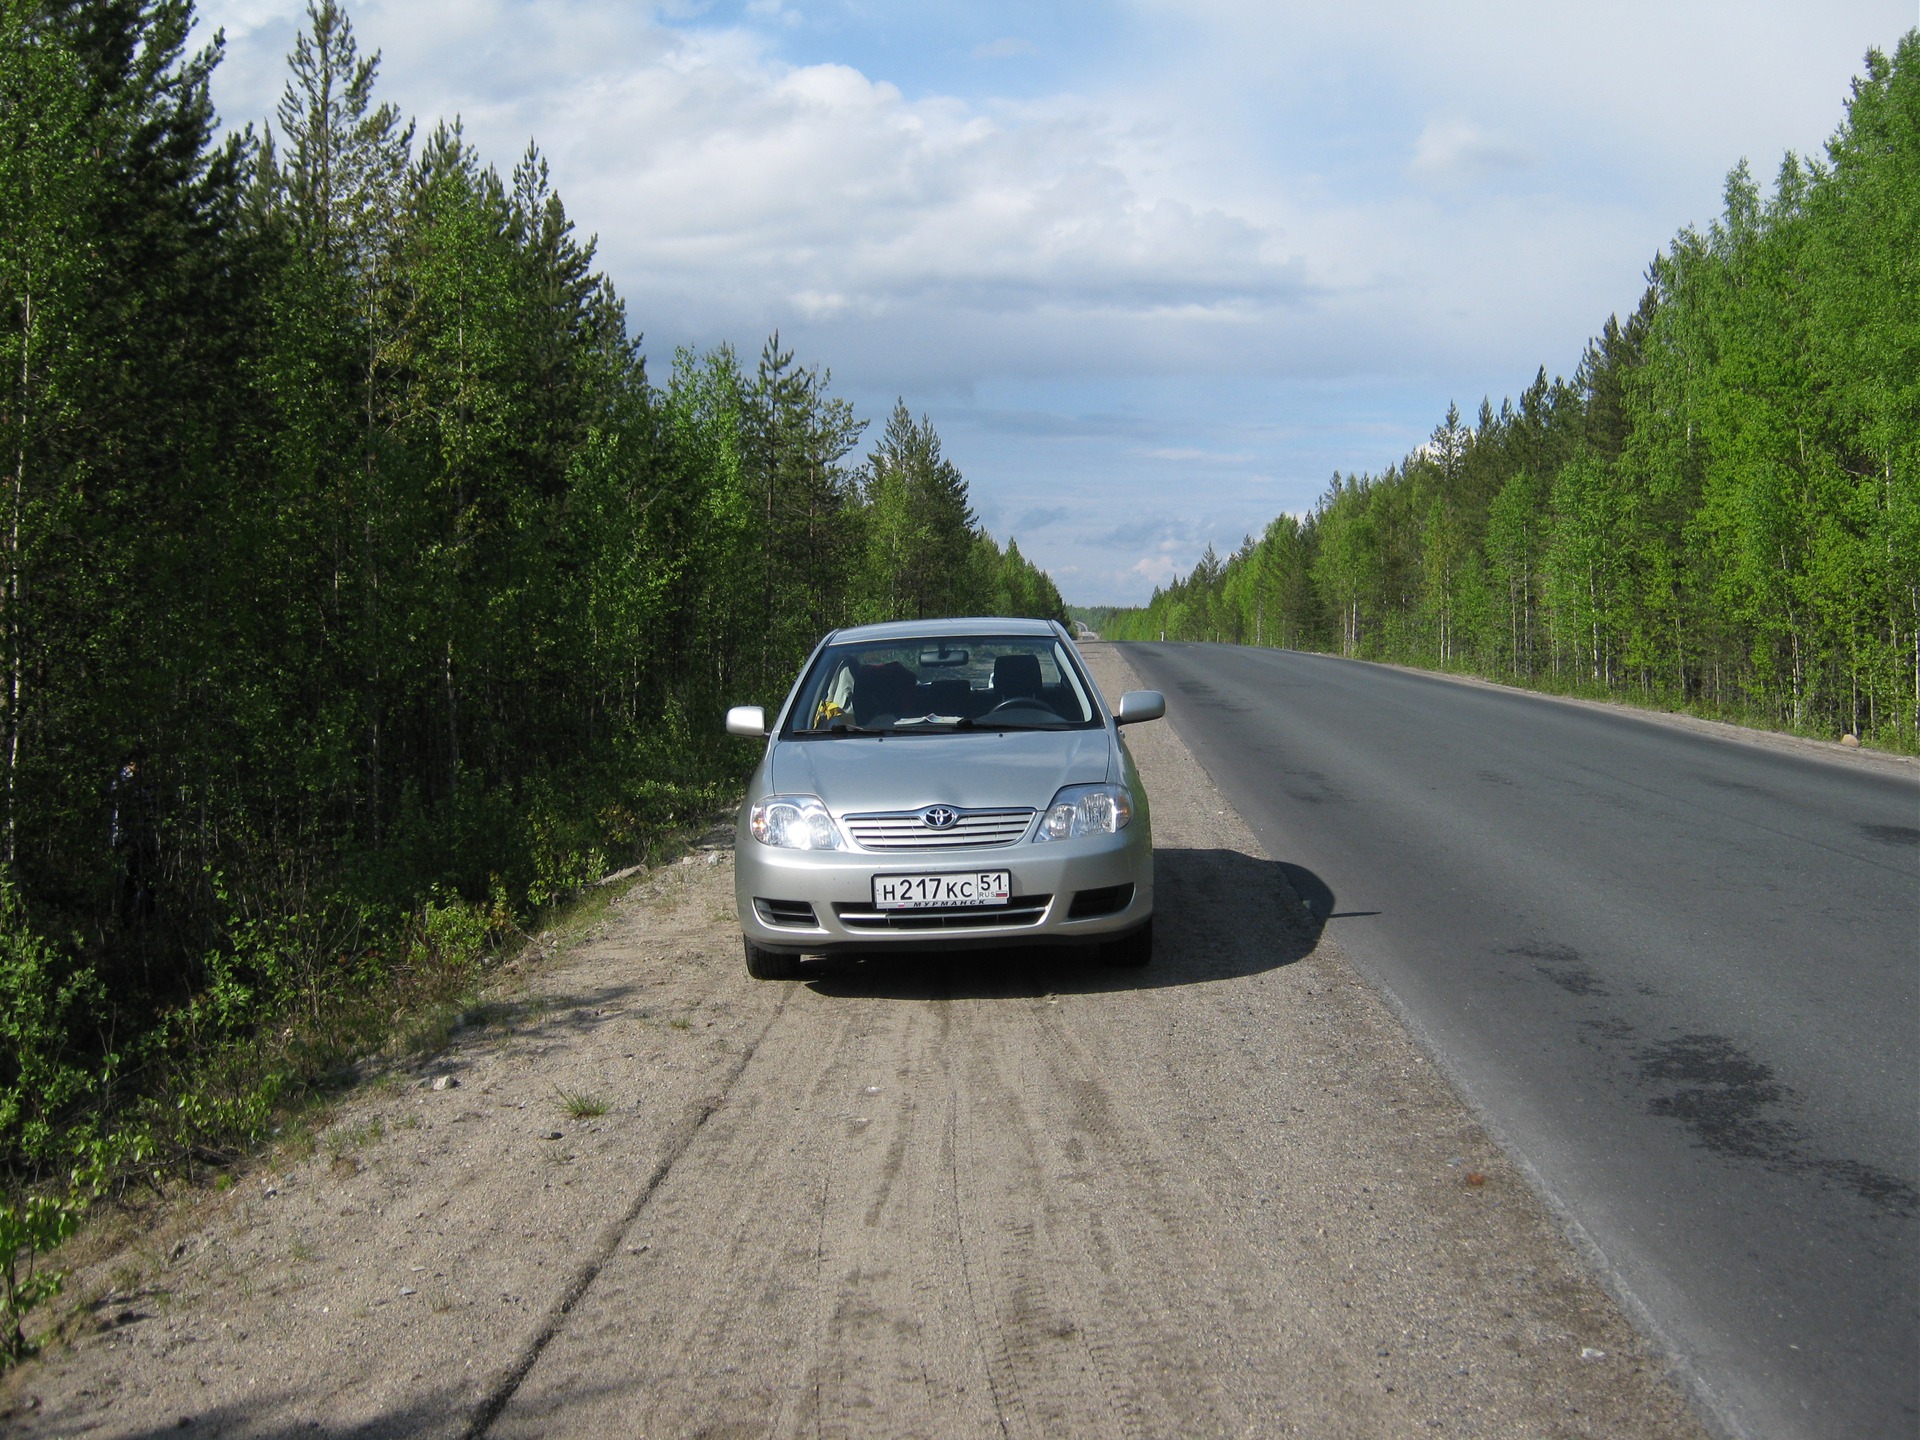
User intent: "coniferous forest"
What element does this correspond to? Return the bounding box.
[1103,36,1918,753]
[0,0,1064,1201]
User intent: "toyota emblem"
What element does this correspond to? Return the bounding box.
[922,806,960,830]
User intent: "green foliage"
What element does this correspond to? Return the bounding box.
[1109,35,1918,749]
[857,401,978,621]
[1,1190,84,1360]
[556,1088,608,1120]
[408,888,494,973]
[0,882,105,1174]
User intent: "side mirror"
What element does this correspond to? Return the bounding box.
[725,705,768,738]
[1113,690,1165,726]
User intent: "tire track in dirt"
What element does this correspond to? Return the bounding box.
[464,985,794,1438]
[938,991,1246,1439]
[490,973,1013,1438]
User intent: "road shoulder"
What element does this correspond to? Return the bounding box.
[1241,645,1918,775]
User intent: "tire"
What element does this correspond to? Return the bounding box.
[743,935,802,980]
[1101,918,1153,968]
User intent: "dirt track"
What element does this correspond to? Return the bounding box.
[1,646,1709,1438]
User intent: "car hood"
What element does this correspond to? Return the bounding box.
[769,729,1112,814]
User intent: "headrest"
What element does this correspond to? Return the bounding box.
[852,661,916,721]
[992,652,1043,698]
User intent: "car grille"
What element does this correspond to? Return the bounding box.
[833,895,1052,931]
[843,807,1035,851]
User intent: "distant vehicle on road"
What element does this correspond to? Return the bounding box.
[726,617,1164,978]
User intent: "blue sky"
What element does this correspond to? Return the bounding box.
[194,0,1915,604]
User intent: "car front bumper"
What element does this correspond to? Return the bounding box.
[734,812,1153,955]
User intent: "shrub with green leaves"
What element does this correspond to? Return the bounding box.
[0,883,105,1177]
[1,1192,86,1362]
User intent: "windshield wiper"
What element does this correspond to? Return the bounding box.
[814,715,1067,735]
[952,716,1066,731]
[820,719,885,736]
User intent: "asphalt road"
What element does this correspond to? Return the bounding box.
[1119,642,1920,1440]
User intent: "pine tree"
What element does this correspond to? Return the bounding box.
[859,401,974,620]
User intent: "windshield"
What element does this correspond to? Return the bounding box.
[782,634,1102,736]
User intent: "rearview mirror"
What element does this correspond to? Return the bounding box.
[725,705,767,737]
[1113,690,1165,725]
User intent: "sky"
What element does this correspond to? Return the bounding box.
[192,0,1916,605]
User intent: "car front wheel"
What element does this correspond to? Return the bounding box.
[1101,918,1153,968]
[743,935,802,980]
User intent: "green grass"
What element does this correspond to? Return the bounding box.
[325,1117,385,1158]
[555,1089,609,1120]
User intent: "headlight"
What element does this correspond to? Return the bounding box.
[749,795,844,850]
[1032,783,1133,841]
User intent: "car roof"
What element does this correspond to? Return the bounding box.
[825,616,1063,645]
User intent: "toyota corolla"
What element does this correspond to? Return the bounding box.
[725,617,1165,979]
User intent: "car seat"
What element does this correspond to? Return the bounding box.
[990,653,1044,701]
[852,662,917,724]
[922,677,974,717]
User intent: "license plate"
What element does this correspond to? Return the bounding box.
[872,870,1012,910]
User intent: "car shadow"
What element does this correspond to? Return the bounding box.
[803,847,1330,1000]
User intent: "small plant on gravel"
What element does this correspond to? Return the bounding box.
[556,1089,609,1119]
[324,1117,385,1159]
[396,1004,459,1060]
[668,1016,692,1031]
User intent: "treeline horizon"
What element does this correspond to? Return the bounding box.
[0,0,1063,1190]
[1095,36,1917,751]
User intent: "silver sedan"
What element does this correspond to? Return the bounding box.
[725,618,1165,979]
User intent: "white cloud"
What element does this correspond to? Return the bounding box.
[1146,446,1254,463]
[1128,0,1905,178]
[1130,554,1181,586]
[193,0,1723,396]
[200,0,1316,390]
[1407,119,1538,190]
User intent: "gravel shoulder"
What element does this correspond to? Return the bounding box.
[1360,654,1919,776]
[2,645,1710,1439]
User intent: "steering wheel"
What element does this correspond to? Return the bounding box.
[983,696,1054,717]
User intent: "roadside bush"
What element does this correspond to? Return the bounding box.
[408,888,497,974]
[0,883,106,1181]
[0,1192,86,1362]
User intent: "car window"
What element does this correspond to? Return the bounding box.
[784,635,1102,735]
